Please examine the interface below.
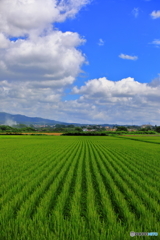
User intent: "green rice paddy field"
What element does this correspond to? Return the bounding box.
[0,135,160,240]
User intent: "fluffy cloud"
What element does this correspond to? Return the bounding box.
[0,33,10,48]
[150,10,160,19]
[0,0,91,121]
[0,0,90,36]
[148,77,160,87]
[70,77,160,124]
[1,0,159,125]
[0,79,62,118]
[151,39,160,45]
[0,0,88,84]
[0,31,86,84]
[1,77,160,125]
[72,77,160,99]
[119,54,138,60]
[0,0,88,92]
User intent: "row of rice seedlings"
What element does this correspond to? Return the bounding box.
[0,150,56,200]
[55,142,83,215]
[0,140,49,185]
[80,142,88,221]
[0,218,57,240]
[45,142,84,239]
[84,140,102,230]
[82,140,124,240]
[117,145,160,177]
[87,142,109,224]
[99,146,160,222]
[60,140,102,240]
[107,139,159,180]
[90,142,135,226]
[0,152,56,203]
[58,140,99,240]
[0,160,59,222]
[62,142,83,219]
[0,142,80,240]
[0,138,73,199]
[32,141,82,223]
[88,141,119,228]
[15,142,81,221]
[87,142,135,240]
[68,142,85,223]
[112,150,160,206]
[1,136,159,240]
[99,144,160,203]
[93,142,159,230]
[102,137,152,162]
[0,139,72,191]
[0,142,76,209]
[0,142,79,222]
[111,138,160,173]
[120,136,160,145]
[0,140,39,168]
[90,142,124,240]
[0,137,68,180]
[100,142,160,192]
[138,137,160,143]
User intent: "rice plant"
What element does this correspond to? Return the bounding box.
[0,136,159,240]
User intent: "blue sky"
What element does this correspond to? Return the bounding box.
[0,0,160,125]
[57,0,160,86]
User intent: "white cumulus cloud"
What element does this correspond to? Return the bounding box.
[0,0,89,91]
[1,0,159,125]
[70,77,160,124]
[0,0,91,121]
[1,77,160,125]
[72,77,160,98]
[0,31,86,84]
[119,53,138,60]
[150,10,160,19]
[151,39,160,45]
[0,33,10,48]
[0,0,91,37]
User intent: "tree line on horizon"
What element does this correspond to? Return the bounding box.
[0,124,160,135]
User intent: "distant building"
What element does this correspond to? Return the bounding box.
[105,128,117,131]
[141,124,152,129]
[127,129,137,132]
[83,129,97,132]
[83,129,88,132]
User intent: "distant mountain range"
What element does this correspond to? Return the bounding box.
[0,112,136,127]
[0,112,80,126]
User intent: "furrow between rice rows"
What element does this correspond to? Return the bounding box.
[92,142,159,226]
[99,143,160,196]
[15,141,81,220]
[0,142,78,222]
[29,141,82,221]
[98,143,160,212]
[0,142,75,203]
